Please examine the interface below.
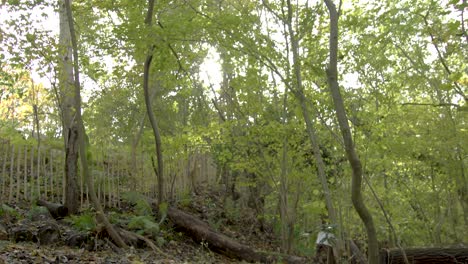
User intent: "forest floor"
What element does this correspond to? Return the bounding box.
[0,188,283,263]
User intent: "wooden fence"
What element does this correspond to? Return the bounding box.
[0,138,218,208]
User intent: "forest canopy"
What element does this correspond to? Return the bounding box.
[0,0,466,261]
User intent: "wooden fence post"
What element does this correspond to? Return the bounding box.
[49,149,54,202]
[23,145,28,201]
[16,144,21,203]
[108,154,113,208]
[47,149,53,200]
[80,157,84,208]
[36,147,41,199]
[30,145,35,202]
[116,155,120,207]
[1,140,8,200]
[8,144,15,203]
[111,154,116,207]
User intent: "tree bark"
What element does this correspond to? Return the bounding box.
[144,0,164,206]
[58,0,79,214]
[167,207,306,263]
[284,0,342,258]
[323,0,379,263]
[64,0,127,248]
[30,79,41,149]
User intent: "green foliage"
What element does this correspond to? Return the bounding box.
[107,211,130,226]
[158,202,168,225]
[135,199,152,216]
[223,198,240,222]
[67,212,96,232]
[122,191,153,216]
[128,215,160,238]
[177,191,192,208]
[122,191,146,204]
[121,191,164,240]
[0,204,19,220]
[158,202,168,216]
[1,0,466,254]
[156,236,166,247]
[26,205,49,220]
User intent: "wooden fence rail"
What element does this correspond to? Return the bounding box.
[0,138,217,208]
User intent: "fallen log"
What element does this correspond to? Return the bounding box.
[36,199,68,219]
[379,247,468,264]
[167,207,306,263]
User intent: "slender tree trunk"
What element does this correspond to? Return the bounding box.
[30,79,41,149]
[64,0,127,248]
[323,1,379,263]
[279,138,290,253]
[143,0,164,206]
[278,81,297,253]
[284,0,342,258]
[1,140,8,199]
[58,0,79,214]
[131,86,157,191]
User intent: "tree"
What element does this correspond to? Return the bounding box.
[58,0,79,214]
[1,0,465,257]
[323,0,378,262]
[282,0,342,257]
[63,0,126,248]
[143,0,164,206]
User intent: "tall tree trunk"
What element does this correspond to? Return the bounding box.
[30,79,41,149]
[64,0,127,248]
[323,1,379,263]
[58,0,79,214]
[144,0,164,206]
[278,81,297,253]
[284,0,342,258]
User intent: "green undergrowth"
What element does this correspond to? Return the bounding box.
[66,211,96,232]
[65,193,166,246]
[0,204,20,222]
[26,205,49,220]
[122,191,165,245]
[122,191,152,216]
[128,215,159,237]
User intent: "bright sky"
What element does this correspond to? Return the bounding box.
[0,0,460,101]
[0,3,223,101]
[0,0,368,98]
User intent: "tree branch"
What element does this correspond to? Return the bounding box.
[421,14,467,101]
[401,102,461,108]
